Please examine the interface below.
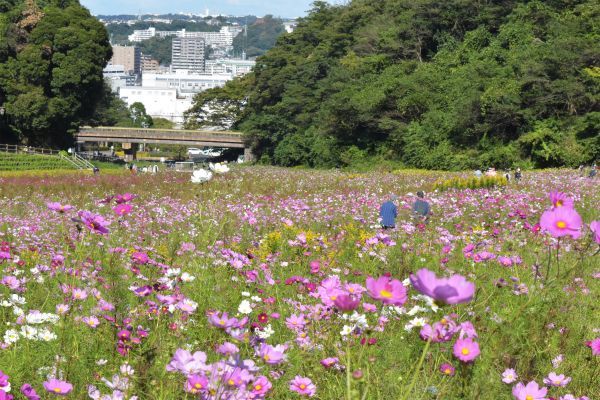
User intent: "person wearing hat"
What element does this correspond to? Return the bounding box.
[380,195,398,229]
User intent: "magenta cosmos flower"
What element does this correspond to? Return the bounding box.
[439,363,455,376]
[43,379,73,395]
[410,269,475,305]
[47,202,74,213]
[586,337,600,355]
[549,191,574,209]
[289,376,316,397]
[78,211,109,235]
[453,338,480,362]
[539,207,582,239]
[333,294,360,311]
[590,221,600,244]
[256,343,286,365]
[366,276,407,306]
[512,381,548,400]
[113,204,132,216]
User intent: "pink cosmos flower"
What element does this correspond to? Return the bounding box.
[512,381,548,400]
[590,221,600,244]
[539,207,582,239]
[216,342,239,356]
[113,204,132,216]
[453,338,480,362]
[43,379,73,395]
[131,251,149,264]
[82,316,100,328]
[549,191,574,209]
[502,368,518,384]
[208,311,238,329]
[21,383,40,400]
[333,294,360,311]
[166,349,207,375]
[251,376,272,396]
[587,337,600,355]
[320,357,339,368]
[185,374,208,394]
[256,343,286,365]
[410,269,475,305]
[365,276,407,306]
[543,372,571,387]
[72,288,88,300]
[289,376,316,397]
[114,193,136,204]
[47,202,74,213]
[440,363,455,376]
[286,314,307,331]
[78,211,110,235]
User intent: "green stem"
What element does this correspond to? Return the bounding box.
[346,341,352,400]
[401,338,431,400]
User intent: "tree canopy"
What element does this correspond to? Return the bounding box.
[0,0,112,148]
[188,0,599,169]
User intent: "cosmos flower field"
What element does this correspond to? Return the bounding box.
[0,167,598,400]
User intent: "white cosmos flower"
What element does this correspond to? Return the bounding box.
[238,300,252,315]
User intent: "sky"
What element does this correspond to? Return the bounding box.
[79,0,339,18]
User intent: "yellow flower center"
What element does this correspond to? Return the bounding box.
[264,355,270,361]
[380,290,392,298]
[526,396,533,400]
[255,384,262,391]
[300,384,306,390]
[444,368,451,374]
[461,348,470,355]
[228,379,235,386]
[53,388,62,393]
[556,200,563,207]
[330,295,337,300]
[194,383,202,389]
[219,320,225,325]
[556,221,567,229]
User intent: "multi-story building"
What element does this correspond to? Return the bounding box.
[205,59,256,77]
[118,87,193,126]
[141,54,160,72]
[110,45,141,75]
[103,64,137,93]
[172,37,206,72]
[128,26,242,48]
[142,70,238,95]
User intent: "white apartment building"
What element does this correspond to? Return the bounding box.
[128,26,242,48]
[119,87,193,125]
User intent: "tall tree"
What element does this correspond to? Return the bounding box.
[0,0,112,147]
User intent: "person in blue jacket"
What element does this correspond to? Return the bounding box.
[412,191,431,222]
[380,195,398,229]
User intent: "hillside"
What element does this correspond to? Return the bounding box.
[187,0,600,169]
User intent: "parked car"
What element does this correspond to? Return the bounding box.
[187,148,203,156]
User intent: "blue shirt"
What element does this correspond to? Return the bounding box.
[380,201,397,227]
[412,199,431,217]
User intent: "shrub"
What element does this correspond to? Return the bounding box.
[434,175,508,191]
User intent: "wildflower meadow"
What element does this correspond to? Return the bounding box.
[0,167,598,400]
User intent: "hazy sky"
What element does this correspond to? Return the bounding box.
[80,0,336,18]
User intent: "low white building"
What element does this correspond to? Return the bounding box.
[118,87,193,126]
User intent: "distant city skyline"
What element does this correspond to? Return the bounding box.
[80,0,340,18]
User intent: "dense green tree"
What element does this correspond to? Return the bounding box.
[198,0,599,169]
[137,36,173,65]
[232,15,285,58]
[129,102,153,128]
[0,0,112,147]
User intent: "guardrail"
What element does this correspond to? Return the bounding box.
[0,144,61,156]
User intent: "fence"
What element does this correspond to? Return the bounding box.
[0,144,61,156]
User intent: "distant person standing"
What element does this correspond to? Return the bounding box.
[578,164,584,177]
[380,195,398,229]
[514,168,522,183]
[412,191,431,222]
[474,169,483,178]
[590,163,597,178]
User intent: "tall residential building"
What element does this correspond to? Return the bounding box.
[172,37,205,72]
[128,26,242,48]
[141,54,160,72]
[110,45,141,75]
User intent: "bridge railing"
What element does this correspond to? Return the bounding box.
[79,126,243,139]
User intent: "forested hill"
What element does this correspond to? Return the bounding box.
[187,0,599,169]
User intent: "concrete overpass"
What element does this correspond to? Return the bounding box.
[76,126,253,161]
